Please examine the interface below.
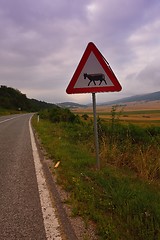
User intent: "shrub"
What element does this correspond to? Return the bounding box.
[82,114,89,120]
[39,107,80,123]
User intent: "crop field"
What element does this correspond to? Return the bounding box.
[73,101,160,126]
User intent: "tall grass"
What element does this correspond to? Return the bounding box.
[98,116,160,181]
[32,112,160,239]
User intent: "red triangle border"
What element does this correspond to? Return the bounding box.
[66,42,122,94]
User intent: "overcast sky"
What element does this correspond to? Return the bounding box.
[0,0,160,104]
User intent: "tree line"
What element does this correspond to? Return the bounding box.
[0,85,56,112]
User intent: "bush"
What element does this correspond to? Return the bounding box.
[82,114,89,120]
[39,107,80,123]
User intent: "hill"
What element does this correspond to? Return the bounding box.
[57,102,87,108]
[58,91,160,109]
[99,91,160,106]
[0,85,57,112]
[1,86,159,112]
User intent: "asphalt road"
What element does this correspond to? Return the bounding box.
[0,114,47,239]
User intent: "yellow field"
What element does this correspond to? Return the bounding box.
[73,100,160,125]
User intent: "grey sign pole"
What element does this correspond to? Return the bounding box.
[92,93,100,169]
[66,42,122,170]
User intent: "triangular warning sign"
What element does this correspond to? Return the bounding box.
[66,42,122,94]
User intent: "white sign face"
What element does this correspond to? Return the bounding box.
[73,52,114,89]
[66,42,122,94]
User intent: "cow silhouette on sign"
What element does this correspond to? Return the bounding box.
[84,73,107,86]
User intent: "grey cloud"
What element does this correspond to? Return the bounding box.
[0,0,159,103]
[137,63,160,87]
[0,0,90,27]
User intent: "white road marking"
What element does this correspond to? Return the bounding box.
[0,115,22,124]
[29,117,62,240]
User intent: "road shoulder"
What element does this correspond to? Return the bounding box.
[31,120,98,240]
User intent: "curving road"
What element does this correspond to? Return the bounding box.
[0,114,61,239]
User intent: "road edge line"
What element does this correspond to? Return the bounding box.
[29,117,62,240]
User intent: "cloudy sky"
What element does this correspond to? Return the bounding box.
[0,0,160,104]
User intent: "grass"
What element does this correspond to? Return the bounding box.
[0,107,22,116]
[32,115,160,240]
[98,120,160,181]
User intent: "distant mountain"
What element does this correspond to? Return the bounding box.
[58,91,160,109]
[2,85,159,112]
[99,91,160,106]
[57,102,87,108]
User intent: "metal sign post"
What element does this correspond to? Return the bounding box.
[92,93,100,169]
[66,42,122,170]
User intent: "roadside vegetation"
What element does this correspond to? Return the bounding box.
[32,106,160,240]
[0,107,19,116]
[0,85,57,113]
